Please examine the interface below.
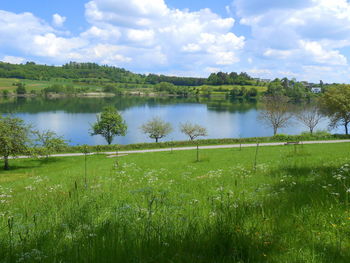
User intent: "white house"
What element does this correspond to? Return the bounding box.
[311,87,322,93]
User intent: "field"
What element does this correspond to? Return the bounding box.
[0,77,267,96]
[1,143,350,262]
[0,78,102,92]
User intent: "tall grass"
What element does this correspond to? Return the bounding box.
[1,143,350,262]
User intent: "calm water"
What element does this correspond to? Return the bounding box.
[0,96,336,145]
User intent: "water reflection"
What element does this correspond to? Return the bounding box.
[0,96,337,145]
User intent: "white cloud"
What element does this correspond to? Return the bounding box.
[299,40,347,65]
[233,0,350,82]
[0,0,246,75]
[85,0,169,27]
[126,29,155,45]
[3,0,350,82]
[2,56,26,64]
[82,0,245,71]
[52,13,66,27]
[205,67,221,73]
[80,25,121,42]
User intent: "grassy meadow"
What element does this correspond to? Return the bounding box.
[0,77,267,97]
[0,78,103,93]
[1,143,350,262]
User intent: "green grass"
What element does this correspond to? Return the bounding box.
[61,132,350,154]
[0,77,268,96]
[0,78,104,92]
[1,143,350,262]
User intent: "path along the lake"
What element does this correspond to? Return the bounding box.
[13,139,350,159]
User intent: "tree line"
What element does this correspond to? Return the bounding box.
[0,61,253,86]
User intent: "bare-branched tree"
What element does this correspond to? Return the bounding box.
[296,105,324,134]
[258,95,293,135]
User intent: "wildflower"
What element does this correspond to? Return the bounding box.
[216,186,224,192]
[25,185,35,191]
[209,211,217,217]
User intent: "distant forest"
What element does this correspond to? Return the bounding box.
[0,61,253,86]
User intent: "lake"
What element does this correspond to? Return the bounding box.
[0,96,337,145]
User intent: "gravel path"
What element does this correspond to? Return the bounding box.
[12,139,350,159]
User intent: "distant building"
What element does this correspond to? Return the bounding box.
[311,87,322,93]
[260,79,271,83]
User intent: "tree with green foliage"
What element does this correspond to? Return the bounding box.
[141,117,172,143]
[2,90,9,97]
[102,85,122,94]
[230,88,240,98]
[15,83,26,95]
[266,79,284,96]
[320,85,350,135]
[180,122,207,141]
[258,95,293,135]
[246,88,258,98]
[154,82,176,93]
[33,130,69,158]
[0,115,31,170]
[238,86,247,97]
[91,106,127,145]
[286,82,311,102]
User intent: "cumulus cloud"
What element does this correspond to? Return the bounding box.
[232,0,350,82]
[2,56,26,64]
[0,0,245,75]
[52,13,66,27]
[2,0,350,82]
[82,0,245,71]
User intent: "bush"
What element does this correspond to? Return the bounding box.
[246,88,258,97]
[1,90,9,97]
[103,85,122,94]
[15,83,26,95]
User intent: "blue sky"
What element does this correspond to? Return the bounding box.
[1,0,350,83]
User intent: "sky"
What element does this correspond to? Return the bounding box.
[1,0,350,83]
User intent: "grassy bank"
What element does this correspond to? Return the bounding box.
[1,142,350,262]
[64,132,350,153]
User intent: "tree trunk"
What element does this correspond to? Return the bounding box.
[345,123,349,135]
[310,127,313,135]
[155,138,158,143]
[4,156,9,170]
[273,127,278,136]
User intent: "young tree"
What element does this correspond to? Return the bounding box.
[320,85,350,135]
[141,117,172,142]
[33,130,68,158]
[258,95,293,135]
[296,105,324,134]
[15,83,26,95]
[91,106,127,145]
[180,122,207,140]
[0,115,31,170]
